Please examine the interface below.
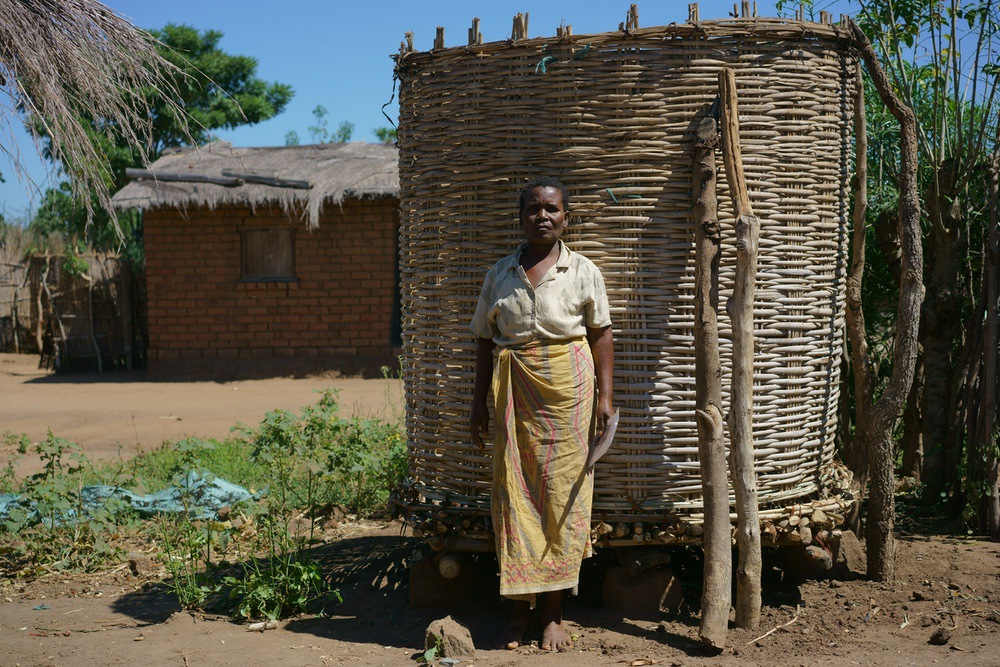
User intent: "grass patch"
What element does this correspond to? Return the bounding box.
[0,390,406,620]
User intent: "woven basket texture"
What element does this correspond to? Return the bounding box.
[395,19,858,519]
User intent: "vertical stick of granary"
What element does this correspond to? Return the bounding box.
[719,67,762,629]
[692,100,731,650]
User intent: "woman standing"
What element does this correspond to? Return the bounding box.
[470,177,615,651]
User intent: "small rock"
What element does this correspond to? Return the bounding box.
[216,505,231,521]
[811,509,828,526]
[911,590,931,602]
[805,545,833,570]
[929,627,951,645]
[126,553,153,577]
[425,616,476,659]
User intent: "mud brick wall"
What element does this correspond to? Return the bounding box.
[143,197,400,377]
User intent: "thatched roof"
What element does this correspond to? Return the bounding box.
[111,141,399,228]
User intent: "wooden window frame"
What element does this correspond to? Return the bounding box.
[240,227,297,283]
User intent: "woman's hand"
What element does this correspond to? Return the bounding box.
[593,396,615,441]
[586,325,615,443]
[470,400,490,448]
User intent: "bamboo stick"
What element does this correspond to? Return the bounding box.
[719,67,762,630]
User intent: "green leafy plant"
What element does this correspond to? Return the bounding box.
[158,514,219,609]
[223,514,332,621]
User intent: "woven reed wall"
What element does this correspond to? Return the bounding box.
[396,18,858,520]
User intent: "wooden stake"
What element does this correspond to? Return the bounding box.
[845,60,873,487]
[434,26,444,50]
[627,4,639,30]
[692,101,731,651]
[688,3,699,22]
[719,67,762,631]
[468,18,482,46]
[511,13,525,40]
[741,1,751,18]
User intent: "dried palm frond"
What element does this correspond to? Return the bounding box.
[0,0,190,234]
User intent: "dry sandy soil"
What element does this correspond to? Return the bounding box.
[0,353,403,476]
[1,352,999,666]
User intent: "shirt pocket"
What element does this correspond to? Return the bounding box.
[494,289,532,339]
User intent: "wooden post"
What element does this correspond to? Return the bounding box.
[845,61,873,491]
[119,260,133,370]
[434,27,444,50]
[692,100,731,651]
[468,18,482,46]
[719,67,762,630]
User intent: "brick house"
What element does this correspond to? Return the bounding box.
[112,141,400,377]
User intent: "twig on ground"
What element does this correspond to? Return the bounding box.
[747,605,799,644]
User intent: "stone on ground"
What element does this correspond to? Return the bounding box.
[425,615,476,658]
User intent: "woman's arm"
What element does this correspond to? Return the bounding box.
[470,336,496,447]
[587,325,615,435]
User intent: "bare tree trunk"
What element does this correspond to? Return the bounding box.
[692,103,731,651]
[850,21,924,581]
[920,169,966,499]
[870,211,924,479]
[719,67,761,629]
[980,156,1000,537]
[900,358,924,479]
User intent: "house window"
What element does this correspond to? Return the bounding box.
[241,228,296,281]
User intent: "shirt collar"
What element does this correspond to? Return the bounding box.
[511,240,571,270]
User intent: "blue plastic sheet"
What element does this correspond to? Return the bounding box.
[0,471,255,525]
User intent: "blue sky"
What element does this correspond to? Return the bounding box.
[0,0,850,219]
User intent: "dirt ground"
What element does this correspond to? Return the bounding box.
[2,352,999,666]
[0,353,403,476]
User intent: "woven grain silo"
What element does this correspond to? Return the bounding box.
[393,10,858,549]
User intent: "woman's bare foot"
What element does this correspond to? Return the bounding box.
[540,620,573,651]
[540,590,573,651]
[499,600,530,649]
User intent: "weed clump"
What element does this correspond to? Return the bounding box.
[0,390,406,621]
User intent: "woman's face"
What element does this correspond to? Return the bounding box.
[520,186,567,246]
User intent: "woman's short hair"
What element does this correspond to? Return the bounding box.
[518,177,570,215]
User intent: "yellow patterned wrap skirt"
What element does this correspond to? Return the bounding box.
[491,337,595,599]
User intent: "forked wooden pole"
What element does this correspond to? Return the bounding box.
[692,100,731,651]
[719,67,762,630]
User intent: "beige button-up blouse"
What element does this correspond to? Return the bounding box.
[471,241,612,347]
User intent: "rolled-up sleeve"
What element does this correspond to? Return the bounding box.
[470,269,496,339]
[584,263,612,329]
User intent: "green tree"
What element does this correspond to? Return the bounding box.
[853,1,1000,531]
[372,127,397,144]
[30,23,293,256]
[283,105,354,146]
[144,24,293,154]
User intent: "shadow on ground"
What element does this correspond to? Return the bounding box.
[109,587,181,624]
[108,529,815,656]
